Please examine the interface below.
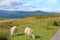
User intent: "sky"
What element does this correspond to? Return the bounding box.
[0,0,60,12]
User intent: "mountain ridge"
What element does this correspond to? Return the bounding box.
[0,10,57,18]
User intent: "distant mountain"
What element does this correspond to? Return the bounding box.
[0,10,56,18]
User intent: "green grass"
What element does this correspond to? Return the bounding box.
[11,26,59,40]
[0,16,60,40]
[0,18,10,20]
[11,17,60,40]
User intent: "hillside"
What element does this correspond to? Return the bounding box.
[0,10,56,18]
[0,18,9,20]
[0,15,60,40]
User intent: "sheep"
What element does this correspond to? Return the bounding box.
[24,27,35,39]
[11,26,18,36]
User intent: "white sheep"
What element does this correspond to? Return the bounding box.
[24,27,35,39]
[11,26,18,36]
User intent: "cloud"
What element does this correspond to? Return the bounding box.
[40,8,60,12]
[0,2,40,11]
[35,0,44,2]
[0,0,60,12]
[0,0,39,11]
[29,0,44,3]
[46,0,58,4]
[0,0,21,8]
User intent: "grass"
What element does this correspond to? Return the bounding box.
[0,15,60,40]
[0,28,10,40]
[11,26,59,40]
[0,18,10,20]
[11,17,60,40]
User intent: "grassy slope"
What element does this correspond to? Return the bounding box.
[11,17,60,40]
[0,18,10,20]
[0,15,60,40]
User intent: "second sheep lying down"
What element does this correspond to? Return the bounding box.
[24,27,35,39]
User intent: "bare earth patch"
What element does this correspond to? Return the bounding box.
[51,28,60,40]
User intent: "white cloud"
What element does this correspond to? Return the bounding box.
[46,0,58,4]
[0,0,60,12]
[29,0,44,3]
[40,8,60,12]
[0,0,40,11]
[0,0,20,5]
[35,0,44,2]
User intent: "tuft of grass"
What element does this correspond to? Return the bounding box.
[0,28,11,40]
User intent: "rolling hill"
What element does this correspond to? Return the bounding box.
[0,10,56,18]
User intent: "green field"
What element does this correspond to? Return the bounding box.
[0,15,60,40]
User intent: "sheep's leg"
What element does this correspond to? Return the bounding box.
[27,33,30,36]
[13,33,16,36]
[11,32,16,36]
[11,32,13,36]
[31,34,35,39]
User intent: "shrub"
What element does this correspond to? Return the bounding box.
[0,29,11,40]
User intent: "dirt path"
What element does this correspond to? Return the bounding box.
[0,19,18,23]
[51,28,60,40]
